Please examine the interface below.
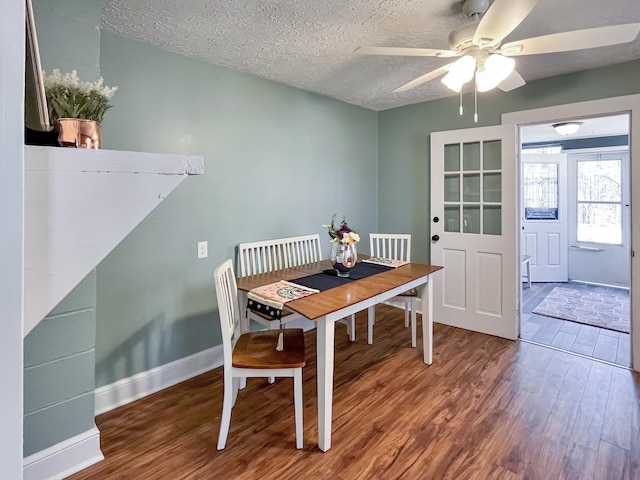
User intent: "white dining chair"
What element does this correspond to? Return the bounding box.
[368,233,418,347]
[214,259,306,450]
[238,234,356,341]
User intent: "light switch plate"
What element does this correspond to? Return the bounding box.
[197,241,208,259]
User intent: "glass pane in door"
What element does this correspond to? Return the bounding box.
[444,205,460,232]
[483,173,501,202]
[463,142,480,170]
[463,174,481,202]
[444,174,460,202]
[463,205,480,234]
[483,140,502,170]
[523,163,558,220]
[444,144,460,172]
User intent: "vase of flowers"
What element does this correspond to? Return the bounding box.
[323,214,360,278]
[43,69,118,149]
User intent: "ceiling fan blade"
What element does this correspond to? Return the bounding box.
[500,23,640,56]
[498,69,526,92]
[393,65,451,93]
[354,46,458,58]
[473,0,542,48]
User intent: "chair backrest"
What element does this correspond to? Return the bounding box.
[214,259,241,363]
[238,234,323,277]
[369,233,412,261]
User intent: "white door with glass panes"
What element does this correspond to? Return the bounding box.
[431,125,517,340]
[568,151,630,287]
[522,154,568,283]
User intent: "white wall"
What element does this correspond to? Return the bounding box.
[0,1,25,478]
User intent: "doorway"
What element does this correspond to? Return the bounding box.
[518,114,631,367]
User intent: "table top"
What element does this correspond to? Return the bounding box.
[236,259,442,321]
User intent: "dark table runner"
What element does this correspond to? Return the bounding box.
[290,261,393,292]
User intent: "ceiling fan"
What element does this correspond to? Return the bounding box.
[355,0,640,97]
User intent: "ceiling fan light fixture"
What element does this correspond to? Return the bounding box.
[553,122,582,135]
[476,54,515,92]
[441,55,476,92]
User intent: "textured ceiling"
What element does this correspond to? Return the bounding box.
[102,0,640,111]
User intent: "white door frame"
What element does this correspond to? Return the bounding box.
[0,0,26,476]
[503,94,640,372]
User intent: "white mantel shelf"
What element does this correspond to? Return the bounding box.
[24,145,204,337]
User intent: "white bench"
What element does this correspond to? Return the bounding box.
[238,234,355,340]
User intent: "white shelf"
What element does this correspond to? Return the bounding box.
[23,146,204,337]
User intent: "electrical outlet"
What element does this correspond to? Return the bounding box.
[197,241,208,259]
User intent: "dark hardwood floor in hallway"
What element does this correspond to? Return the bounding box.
[69,305,640,480]
[522,282,631,368]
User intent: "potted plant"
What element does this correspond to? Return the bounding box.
[43,69,118,149]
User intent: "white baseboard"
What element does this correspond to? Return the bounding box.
[23,426,103,480]
[95,345,224,415]
[94,320,318,416]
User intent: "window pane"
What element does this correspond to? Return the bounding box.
[444,144,460,172]
[523,163,558,220]
[463,142,480,171]
[577,203,621,244]
[463,173,480,202]
[444,174,460,202]
[483,140,501,170]
[483,206,501,235]
[483,173,501,202]
[577,160,621,202]
[463,206,480,234]
[444,205,460,232]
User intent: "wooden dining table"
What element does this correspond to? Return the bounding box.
[236,258,443,452]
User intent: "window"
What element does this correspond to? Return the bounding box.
[576,159,622,244]
[523,162,558,220]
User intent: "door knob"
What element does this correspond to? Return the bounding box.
[431,234,440,242]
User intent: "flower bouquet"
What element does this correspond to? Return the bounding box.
[323,214,360,277]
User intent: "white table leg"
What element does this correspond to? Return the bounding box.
[316,316,335,452]
[420,278,433,365]
[367,306,375,344]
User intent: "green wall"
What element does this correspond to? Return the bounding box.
[23,272,97,456]
[95,31,379,386]
[378,60,640,264]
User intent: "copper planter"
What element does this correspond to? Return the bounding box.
[57,118,101,149]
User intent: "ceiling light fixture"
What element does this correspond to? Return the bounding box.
[441,53,516,122]
[553,122,582,135]
[475,54,515,92]
[440,55,476,92]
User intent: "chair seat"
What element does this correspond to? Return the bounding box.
[233,329,306,369]
[397,288,418,297]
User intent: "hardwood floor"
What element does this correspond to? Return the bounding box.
[68,305,640,480]
[522,282,631,368]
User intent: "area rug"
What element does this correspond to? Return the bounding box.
[533,286,629,333]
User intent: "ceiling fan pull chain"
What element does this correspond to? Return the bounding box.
[459,89,463,116]
[474,80,478,123]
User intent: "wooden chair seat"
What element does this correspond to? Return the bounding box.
[233,329,306,369]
